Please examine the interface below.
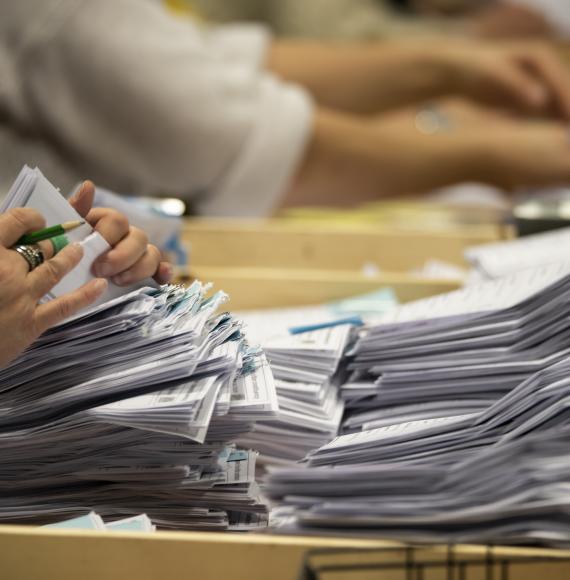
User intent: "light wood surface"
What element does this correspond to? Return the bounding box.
[190,267,461,309]
[182,218,504,271]
[278,201,509,236]
[180,219,489,308]
[2,526,570,580]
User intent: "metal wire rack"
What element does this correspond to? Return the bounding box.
[298,544,570,580]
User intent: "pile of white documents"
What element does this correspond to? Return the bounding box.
[0,168,279,530]
[341,260,570,433]
[237,324,352,466]
[0,283,278,530]
[266,260,570,545]
[267,355,570,545]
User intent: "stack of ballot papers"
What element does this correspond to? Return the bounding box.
[0,283,278,530]
[266,355,570,546]
[340,259,570,433]
[0,168,279,530]
[465,226,570,280]
[0,282,278,529]
[237,325,352,466]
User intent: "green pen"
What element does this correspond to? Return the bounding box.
[49,234,71,254]
[16,220,85,245]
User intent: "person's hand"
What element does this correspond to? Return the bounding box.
[68,181,173,286]
[434,40,570,120]
[371,99,570,193]
[414,99,570,191]
[376,99,570,193]
[0,208,108,368]
[269,38,570,120]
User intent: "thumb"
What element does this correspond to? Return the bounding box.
[153,261,174,284]
[69,181,96,218]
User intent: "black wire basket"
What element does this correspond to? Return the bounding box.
[298,544,570,580]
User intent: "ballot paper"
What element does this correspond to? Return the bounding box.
[466,226,570,280]
[266,355,570,546]
[237,325,353,466]
[368,259,570,327]
[265,325,352,383]
[0,166,156,305]
[412,259,468,282]
[236,288,396,345]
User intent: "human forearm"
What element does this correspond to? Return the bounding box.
[281,110,382,208]
[281,100,570,211]
[268,39,570,120]
[280,108,486,209]
[268,40,452,115]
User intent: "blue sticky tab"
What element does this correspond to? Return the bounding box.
[288,316,364,335]
[228,450,249,462]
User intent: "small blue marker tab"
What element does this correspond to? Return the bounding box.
[228,450,249,462]
[288,316,364,335]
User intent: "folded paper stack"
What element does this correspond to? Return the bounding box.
[237,323,351,466]
[267,262,570,545]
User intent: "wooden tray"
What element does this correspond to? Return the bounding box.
[2,525,570,580]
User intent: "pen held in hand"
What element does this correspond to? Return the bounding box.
[16,220,85,245]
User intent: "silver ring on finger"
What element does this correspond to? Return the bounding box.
[13,244,45,272]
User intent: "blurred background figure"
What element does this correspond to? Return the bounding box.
[187,0,567,40]
[2,0,570,219]
[409,0,570,39]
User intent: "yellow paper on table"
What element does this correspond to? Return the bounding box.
[163,0,202,20]
[279,202,506,232]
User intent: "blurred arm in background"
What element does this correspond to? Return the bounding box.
[286,99,570,208]
[268,38,570,117]
[191,0,556,41]
[2,0,570,217]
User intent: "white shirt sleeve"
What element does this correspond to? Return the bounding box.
[0,0,314,217]
[204,23,272,71]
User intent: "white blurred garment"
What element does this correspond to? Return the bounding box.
[0,0,313,216]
